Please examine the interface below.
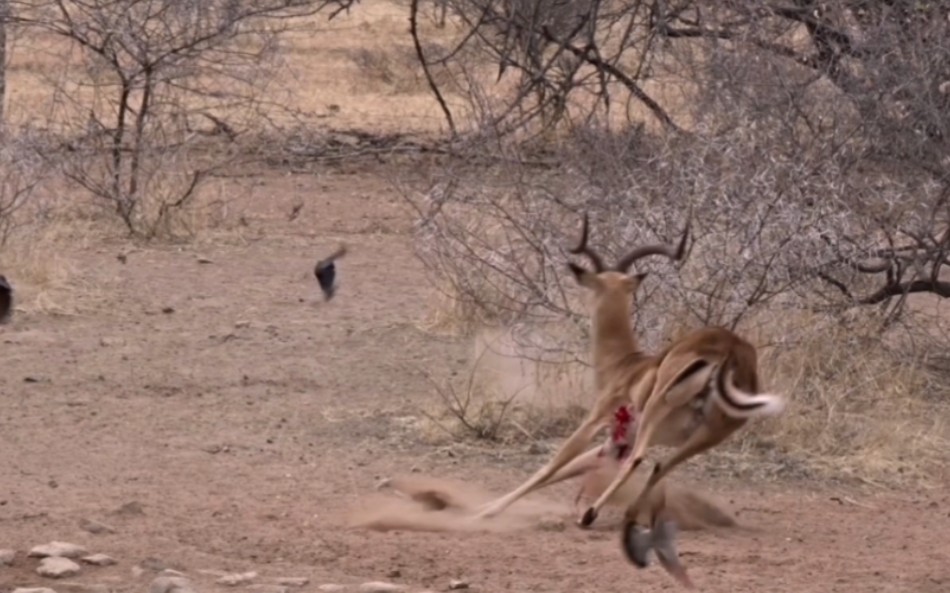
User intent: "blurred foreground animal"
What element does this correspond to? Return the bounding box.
[0,275,12,323]
[314,244,347,301]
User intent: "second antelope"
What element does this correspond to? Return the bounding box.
[473,212,786,579]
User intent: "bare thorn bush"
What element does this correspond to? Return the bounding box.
[406,1,950,482]
[8,0,355,239]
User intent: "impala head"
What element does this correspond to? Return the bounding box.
[566,212,691,314]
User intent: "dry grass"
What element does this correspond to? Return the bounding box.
[0,209,107,317]
[749,310,950,486]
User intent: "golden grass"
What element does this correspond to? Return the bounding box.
[0,208,110,317]
[748,309,950,486]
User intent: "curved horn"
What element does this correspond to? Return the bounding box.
[614,216,691,273]
[568,212,606,273]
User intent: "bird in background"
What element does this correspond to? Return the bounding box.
[0,275,13,323]
[314,244,347,301]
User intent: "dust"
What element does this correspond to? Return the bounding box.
[470,325,592,411]
[346,474,566,533]
[348,466,739,536]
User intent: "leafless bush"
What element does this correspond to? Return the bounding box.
[403,1,950,479]
[0,129,46,244]
[7,0,357,238]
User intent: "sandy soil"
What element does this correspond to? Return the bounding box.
[0,2,948,591]
[0,164,947,593]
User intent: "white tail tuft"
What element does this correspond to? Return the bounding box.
[713,367,786,420]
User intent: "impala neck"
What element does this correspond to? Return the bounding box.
[591,299,643,389]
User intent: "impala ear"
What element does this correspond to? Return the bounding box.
[568,262,600,290]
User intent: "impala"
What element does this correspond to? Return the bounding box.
[473,213,786,583]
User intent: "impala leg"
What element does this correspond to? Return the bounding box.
[474,409,609,519]
[626,422,736,526]
[538,445,604,488]
[577,400,671,527]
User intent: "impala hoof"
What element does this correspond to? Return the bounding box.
[622,522,653,568]
[579,507,598,528]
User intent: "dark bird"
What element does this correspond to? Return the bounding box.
[314,244,347,301]
[0,275,13,324]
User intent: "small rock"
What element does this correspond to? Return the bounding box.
[317,585,345,592]
[30,542,88,559]
[276,578,310,587]
[196,257,213,264]
[37,556,82,578]
[387,569,401,578]
[79,518,117,535]
[374,478,392,491]
[448,580,469,590]
[149,575,196,593]
[13,589,58,593]
[112,501,145,516]
[359,582,406,593]
[81,554,117,566]
[132,566,146,578]
[0,548,15,565]
[217,571,258,586]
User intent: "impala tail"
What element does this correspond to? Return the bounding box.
[712,356,786,419]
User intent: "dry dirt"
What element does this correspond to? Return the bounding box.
[1,2,949,592]
[1,163,948,593]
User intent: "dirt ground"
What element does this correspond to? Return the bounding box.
[0,163,947,593]
[1,2,949,591]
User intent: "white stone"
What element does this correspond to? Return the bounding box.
[216,571,258,586]
[29,542,88,559]
[448,580,469,590]
[36,557,82,579]
[13,589,58,593]
[81,554,117,567]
